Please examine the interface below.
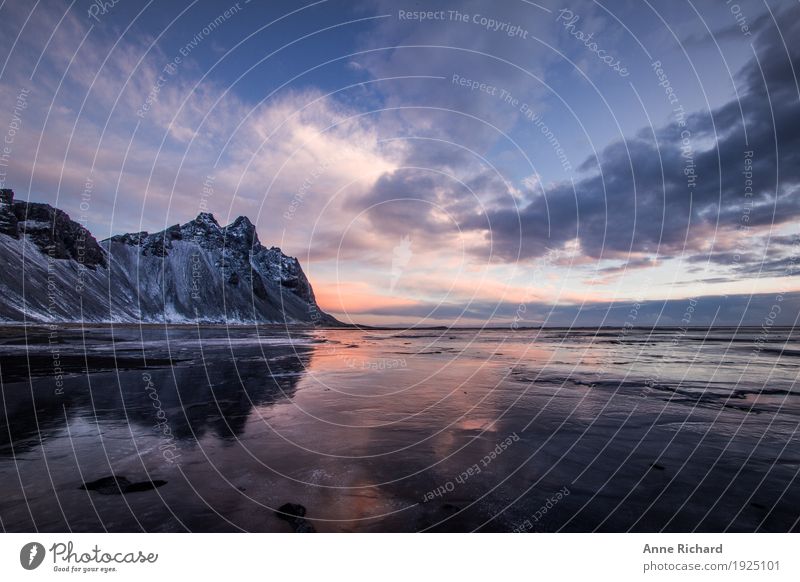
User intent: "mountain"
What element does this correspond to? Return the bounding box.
[0,189,339,325]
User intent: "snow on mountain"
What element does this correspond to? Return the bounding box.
[0,189,338,325]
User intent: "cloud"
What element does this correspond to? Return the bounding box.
[680,6,772,47]
[346,291,800,328]
[0,0,399,255]
[2,0,797,326]
[467,3,800,271]
[353,0,565,148]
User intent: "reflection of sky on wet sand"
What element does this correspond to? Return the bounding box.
[0,326,799,532]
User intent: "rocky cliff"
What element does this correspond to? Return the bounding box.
[0,189,338,325]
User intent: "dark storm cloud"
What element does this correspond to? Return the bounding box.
[686,233,799,279]
[737,255,800,278]
[348,155,514,241]
[464,4,800,264]
[347,170,450,237]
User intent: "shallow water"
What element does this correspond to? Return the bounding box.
[0,325,798,532]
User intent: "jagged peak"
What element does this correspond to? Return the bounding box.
[224,215,259,247]
[193,212,220,227]
[228,215,253,229]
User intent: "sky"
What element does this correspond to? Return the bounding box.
[0,0,798,326]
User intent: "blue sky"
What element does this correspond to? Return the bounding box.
[0,0,797,325]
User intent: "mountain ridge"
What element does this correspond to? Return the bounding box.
[0,188,339,325]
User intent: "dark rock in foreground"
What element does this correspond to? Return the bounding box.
[80,475,167,495]
[275,503,316,532]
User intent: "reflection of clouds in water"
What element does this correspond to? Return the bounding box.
[1,327,799,531]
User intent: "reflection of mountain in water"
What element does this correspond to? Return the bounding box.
[0,327,314,456]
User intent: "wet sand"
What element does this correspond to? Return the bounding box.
[0,325,798,532]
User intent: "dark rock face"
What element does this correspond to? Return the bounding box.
[105,212,323,310]
[80,475,167,495]
[0,189,19,237]
[0,189,339,324]
[0,189,105,268]
[256,246,317,304]
[14,202,107,268]
[108,231,149,246]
